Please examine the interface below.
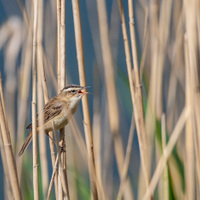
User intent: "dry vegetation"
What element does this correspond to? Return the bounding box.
[0,0,199,199]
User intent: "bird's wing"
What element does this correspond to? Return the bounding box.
[26,96,64,130]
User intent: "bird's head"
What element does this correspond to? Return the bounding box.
[60,84,89,103]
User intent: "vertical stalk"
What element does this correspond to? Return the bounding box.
[144,107,190,199]
[57,0,61,90]
[32,0,39,198]
[96,0,133,199]
[57,0,70,199]
[118,0,150,194]
[0,74,22,200]
[72,0,98,199]
[37,0,49,197]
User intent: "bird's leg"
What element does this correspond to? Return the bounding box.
[58,140,66,153]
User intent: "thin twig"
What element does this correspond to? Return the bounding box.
[47,122,63,200]
[46,151,61,200]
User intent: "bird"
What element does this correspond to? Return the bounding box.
[18,84,89,156]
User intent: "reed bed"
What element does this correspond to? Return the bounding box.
[0,0,199,199]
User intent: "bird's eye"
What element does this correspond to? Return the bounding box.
[71,90,76,93]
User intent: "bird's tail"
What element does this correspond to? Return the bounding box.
[18,130,32,156]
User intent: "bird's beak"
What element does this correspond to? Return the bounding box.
[78,86,91,95]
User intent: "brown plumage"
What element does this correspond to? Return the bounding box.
[18,85,89,156]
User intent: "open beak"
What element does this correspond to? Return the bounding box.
[78,86,91,95]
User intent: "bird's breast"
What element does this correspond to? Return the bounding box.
[43,105,79,131]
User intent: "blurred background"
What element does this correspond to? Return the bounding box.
[0,0,199,199]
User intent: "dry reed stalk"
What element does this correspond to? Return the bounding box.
[0,129,13,199]
[40,47,59,200]
[47,150,61,200]
[66,135,78,200]
[96,0,133,199]
[58,175,63,200]
[32,0,39,197]
[57,0,61,89]
[0,77,15,200]
[118,0,149,194]
[38,70,49,197]
[72,0,98,199]
[148,0,159,116]
[184,35,195,200]
[161,114,169,200]
[92,70,106,200]
[143,1,158,197]
[57,0,70,198]
[60,1,69,199]
[16,20,33,182]
[144,106,190,199]
[184,0,200,188]
[117,114,135,200]
[0,74,22,199]
[38,37,59,199]
[37,0,49,197]
[47,122,67,200]
[128,0,150,183]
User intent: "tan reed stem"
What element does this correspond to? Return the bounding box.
[96,0,133,199]
[37,0,49,197]
[92,70,107,200]
[57,0,62,198]
[0,128,13,199]
[117,114,135,200]
[38,36,59,199]
[118,0,150,193]
[39,45,59,200]
[184,0,200,189]
[47,150,61,200]
[184,34,195,200]
[16,14,33,183]
[72,0,98,199]
[0,74,22,200]
[32,0,39,197]
[57,0,61,90]
[144,107,190,199]
[47,121,67,200]
[57,0,70,198]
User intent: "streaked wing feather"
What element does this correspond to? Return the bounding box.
[26,96,64,130]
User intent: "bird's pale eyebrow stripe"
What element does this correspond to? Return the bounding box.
[63,88,77,92]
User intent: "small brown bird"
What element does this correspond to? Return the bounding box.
[18,84,89,156]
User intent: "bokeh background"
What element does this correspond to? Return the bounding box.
[0,0,199,199]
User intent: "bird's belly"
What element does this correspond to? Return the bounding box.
[44,111,72,132]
